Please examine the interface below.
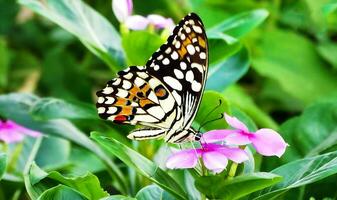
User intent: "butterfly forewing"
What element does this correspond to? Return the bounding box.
[146,13,208,128]
[96,13,208,143]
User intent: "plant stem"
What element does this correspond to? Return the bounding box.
[228,162,238,179]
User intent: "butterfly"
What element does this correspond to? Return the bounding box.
[96,13,208,143]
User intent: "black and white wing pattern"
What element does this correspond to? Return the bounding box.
[96,13,208,143]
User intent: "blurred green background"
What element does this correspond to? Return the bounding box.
[1,0,337,199]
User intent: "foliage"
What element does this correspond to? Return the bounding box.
[0,0,337,199]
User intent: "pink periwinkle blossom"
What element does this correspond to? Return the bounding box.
[166,143,248,174]
[202,113,288,157]
[0,120,41,144]
[112,0,174,30]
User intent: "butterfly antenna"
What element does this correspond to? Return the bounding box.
[198,99,222,126]
[198,113,224,133]
[198,99,222,131]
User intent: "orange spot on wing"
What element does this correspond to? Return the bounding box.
[178,46,187,58]
[183,38,192,46]
[120,107,132,115]
[155,88,166,97]
[115,98,127,106]
[139,99,154,107]
[198,36,206,48]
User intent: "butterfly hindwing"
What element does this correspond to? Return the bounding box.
[96,66,177,130]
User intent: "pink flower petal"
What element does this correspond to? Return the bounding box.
[166,149,199,169]
[225,132,251,145]
[125,15,149,30]
[0,120,42,143]
[202,151,228,174]
[218,147,249,163]
[0,129,24,143]
[250,128,288,157]
[201,129,238,143]
[112,0,133,22]
[7,121,41,137]
[224,113,249,132]
[147,14,174,29]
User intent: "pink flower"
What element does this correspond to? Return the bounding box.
[166,143,248,174]
[0,120,41,143]
[112,0,174,30]
[147,14,175,30]
[112,0,133,22]
[202,113,288,157]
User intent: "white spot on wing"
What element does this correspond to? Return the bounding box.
[134,77,145,87]
[192,80,202,92]
[180,62,187,70]
[102,87,113,94]
[171,51,179,60]
[97,97,104,104]
[117,89,128,98]
[97,107,105,114]
[193,25,202,33]
[164,76,182,91]
[122,80,132,90]
[174,69,184,79]
[186,70,194,83]
[187,44,195,55]
[162,58,170,65]
[175,41,181,48]
[200,52,206,59]
[107,107,118,114]
[105,97,115,104]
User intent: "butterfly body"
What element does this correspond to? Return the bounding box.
[96,13,208,143]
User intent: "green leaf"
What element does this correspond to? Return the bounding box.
[0,38,10,88]
[0,93,127,193]
[254,150,337,200]
[136,185,175,200]
[101,195,136,200]
[18,0,125,70]
[195,172,282,200]
[37,185,88,200]
[91,132,188,200]
[35,137,70,170]
[28,163,108,200]
[122,31,164,66]
[280,100,337,162]
[206,9,268,66]
[252,29,337,105]
[30,98,97,120]
[323,2,337,16]
[0,153,7,180]
[194,91,230,131]
[317,42,337,69]
[207,9,269,39]
[223,85,279,129]
[206,48,249,92]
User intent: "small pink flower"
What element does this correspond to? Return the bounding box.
[147,14,175,30]
[0,120,41,144]
[112,0,174,30]
[125,15,149,30]
[166,143,248,174]
[112,0,133,22]
[202,113,288,157]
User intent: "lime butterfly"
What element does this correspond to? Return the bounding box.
[96,13,208,143]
